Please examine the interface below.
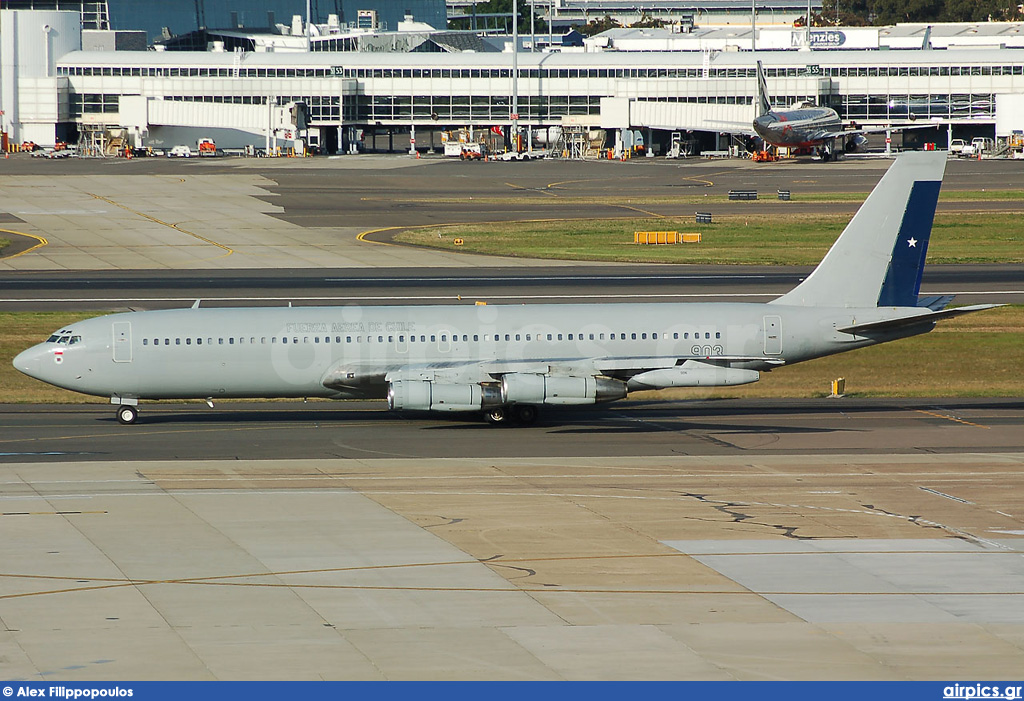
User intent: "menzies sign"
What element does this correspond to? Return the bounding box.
[761,26,879,50]
[790,30,846,48]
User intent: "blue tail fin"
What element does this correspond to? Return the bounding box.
[876,178,941,306]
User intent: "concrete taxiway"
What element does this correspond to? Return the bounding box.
[2,447,1024,680]
[2,155,1023,271]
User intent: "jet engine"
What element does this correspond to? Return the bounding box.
[501,373,627,406]
[387,380,502,412]
[845,134,869,153]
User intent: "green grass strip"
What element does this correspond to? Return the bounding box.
[396,211,1024,265]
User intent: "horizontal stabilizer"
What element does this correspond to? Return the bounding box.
[838,304,1004,335]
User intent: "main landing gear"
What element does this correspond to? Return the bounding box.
[483,405,538,426]
[116,404,138,425]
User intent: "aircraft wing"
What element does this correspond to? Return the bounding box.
[859,123,938,135]
[383,354,780,384]
[809,127,863,141]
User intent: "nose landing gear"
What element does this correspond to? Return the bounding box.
[116,404,138,425]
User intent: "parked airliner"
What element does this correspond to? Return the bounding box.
[751,60,868,161]
[14,152,997,426]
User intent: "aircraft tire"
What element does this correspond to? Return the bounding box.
[116,405,138,425]
[484,407,509,426]
[512,405,538,425]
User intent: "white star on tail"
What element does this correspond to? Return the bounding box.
[907,237,918,247]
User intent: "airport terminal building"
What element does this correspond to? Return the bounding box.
[4,7,1024,153]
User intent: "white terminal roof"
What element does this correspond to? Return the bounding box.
[58,46,1024,68]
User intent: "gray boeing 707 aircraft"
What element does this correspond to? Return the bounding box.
[14,152,999,426]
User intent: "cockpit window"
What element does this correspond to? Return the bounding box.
[57,336,71,344]
[69,336,81,345]
[47,335,61,343]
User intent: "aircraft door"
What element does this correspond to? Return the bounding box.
[763,315,782,355]
[112,321,133,362]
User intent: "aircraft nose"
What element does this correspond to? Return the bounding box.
[13,346,45,380]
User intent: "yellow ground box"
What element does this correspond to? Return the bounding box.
[633,231,701,244]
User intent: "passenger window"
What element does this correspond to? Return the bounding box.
[314,337,320,343]
[568,334,574,340]
[346,336,352,343]
[515,334,521,341]
[462,335,468,341]
[631,333,637,340]
[252,337,257,344]
[164,338,170,345]
[282,337,288,344]
[526,334,531,341]
[705,332,710,339]
[208,338,212,345]
[198,338,203,345]
[186,338,191,345]
[293,337,298,344]
[599,333,605,340]
[557,334,563,341]
[589,334,594,340]
[642,333,647,340]
[547,334,552,340]
[674,333,679,339]
[378,336,383,343]
[176,339,181,345]
[653,332,658,339]
[229,338,235,344]
[473,335,478,342]
[303,337,308,344]
[716,332,721,339]
[143,339,148,346]
[399,335,404,342]
[261,338,266,344]
[684,333,689,339]
[431,335,436,342]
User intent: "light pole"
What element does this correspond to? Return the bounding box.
[512,0,519,151]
